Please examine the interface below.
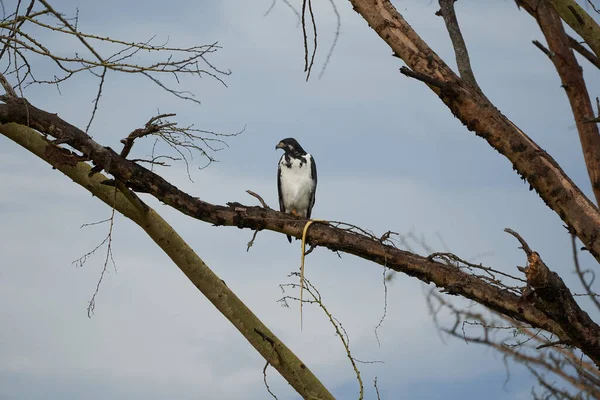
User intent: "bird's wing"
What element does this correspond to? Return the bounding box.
[277,156,285,213]
[307,154,317,219]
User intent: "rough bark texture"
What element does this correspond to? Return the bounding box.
[546,0,600,58]
[525,252,600,365]
[345,0,600,262]
[7,98,600,366]
[0,122,335,400]
[518,0,600,206]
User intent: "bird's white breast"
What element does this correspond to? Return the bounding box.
[279,154,315,217]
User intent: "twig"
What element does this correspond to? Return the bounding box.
[586,0,600,14]
[318,0,340,80]
[374,377,381,400]
[120,113,177,158]
[85,66,106,133]
[80,217,111,229]
[533,39,554,59]
[246,189,271,209]
[87,188,118,317]
[301,0,318,81]
[262,359,279,399]
[374,265,389,348]
[299,219,327,330]
[568,35,600,70]
[504,228,533,255]
[572,234,600,312]
[283,276,364,399]
[399,66,449,89]
[536,339,572,349]
[247,229,259,252]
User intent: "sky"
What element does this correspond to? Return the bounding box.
[1,0,600,399]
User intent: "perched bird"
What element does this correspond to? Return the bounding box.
[276,138,318,243]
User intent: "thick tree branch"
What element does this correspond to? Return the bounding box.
[0,121,335,400]
[544,0,600,58]
[346,0,600,264]
[436,0,481,91]
[520,0,600,206]
[8,99,600,365]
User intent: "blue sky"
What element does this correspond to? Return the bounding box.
[1,0,600,399]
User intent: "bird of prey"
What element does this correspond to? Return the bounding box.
[276,138,317,243]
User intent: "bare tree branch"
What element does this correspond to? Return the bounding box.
[572,233,600,312]
[542,0,600,58]
[0,121,335,400]
[436,0,481,91]
[568,35,600,70]
[519,0,600,207]
[346,0,600,266]
[505,228,600,368]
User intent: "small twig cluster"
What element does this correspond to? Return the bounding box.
[0,0,230,130]
[119,113,243,178]
[279,272,366,400]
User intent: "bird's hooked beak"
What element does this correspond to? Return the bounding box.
[275,142,285,150]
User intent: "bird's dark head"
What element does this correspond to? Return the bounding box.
[275,138,306,155]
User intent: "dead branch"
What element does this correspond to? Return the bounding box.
[532,39,554,59]
[262,358,279,399]
[117,113,242,177]
[519,0,600,206]
[87,199,117,317]
[348,0,600,267]
[318,0,341,79]
[246,190,271,209]
[429,290,600,398]
[301,0,318,81]
[572,234,600,312]
[568,35,600,70]
[541,0,600,59]
[0,0,230,129]
[280,274,364,399]
[247,229,260,252]
[399,66,450,89]
[505,228,600,367]
[436,0,481,91]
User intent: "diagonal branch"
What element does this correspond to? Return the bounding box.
[345,0,600,265]
[520,0,600,206]
[544,0,600,59]
[0,121,335,400]
[568,35,600,70]
[436,0,481,91]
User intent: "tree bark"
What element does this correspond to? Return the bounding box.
[519,0,600,206]
[0,122,335,400]
[545,0,600,58]
[344,0,600,262]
